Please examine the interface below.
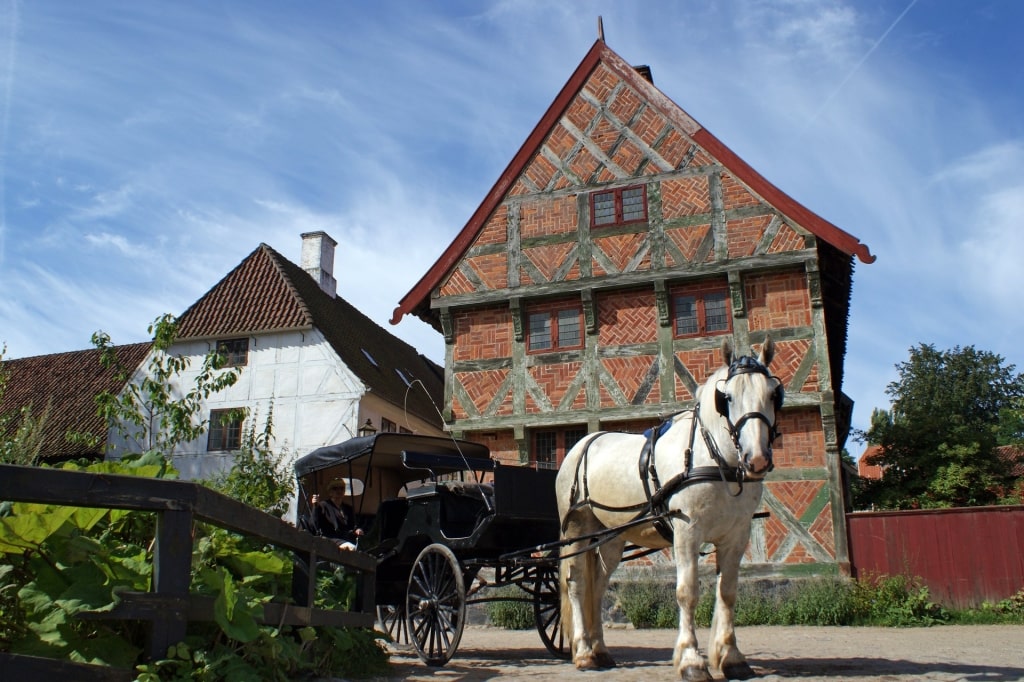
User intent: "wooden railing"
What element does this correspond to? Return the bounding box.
[0,463,376,679]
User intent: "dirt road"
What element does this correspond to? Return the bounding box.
[379,623,1024,681]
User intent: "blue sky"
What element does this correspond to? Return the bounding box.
[2,1,1022,445]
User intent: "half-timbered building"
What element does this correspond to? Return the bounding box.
[392,40,874,572]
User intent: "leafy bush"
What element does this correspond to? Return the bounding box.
[614,578,679,629]
[486,585,534,629]
[0,455,389,679]
[852,573,948,626]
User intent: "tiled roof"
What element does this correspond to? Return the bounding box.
[0,343,151,460]
[176,244,444,427]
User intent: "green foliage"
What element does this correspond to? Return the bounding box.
[613,578,680,629]
[485,586,535,629]
[0,456,389,679]
[93,314,241,456]
[851,573,948,626]
[858,344,1024,510]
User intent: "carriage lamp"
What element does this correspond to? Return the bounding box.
[358,419,377,437]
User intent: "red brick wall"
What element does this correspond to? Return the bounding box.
[592,232,650,274]
[720,172,760,209]
[726,214,773,259]
[599,356,660,407]
[454,306,512,361]
[521,242,579,284]
[453,369,511,419]
[674,347,723,401]
[520,195,577,239]
[662,176,711,218]
[772,408,826,469]
[664,223,713,266]
[597,289,657,346]
[527,362,585,413]
[745,269,812,330]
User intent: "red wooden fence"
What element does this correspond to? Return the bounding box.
[846,505,1024,609]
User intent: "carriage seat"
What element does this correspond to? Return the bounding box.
[437,481,494,538]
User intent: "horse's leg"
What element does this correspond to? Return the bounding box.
[672,529,711,682]
[708,538,756,680]
[589,536,626,668]
[561,513,601,670]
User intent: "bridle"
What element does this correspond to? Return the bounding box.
[713,355,783,473]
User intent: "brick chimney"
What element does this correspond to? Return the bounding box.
[300,231,337,298]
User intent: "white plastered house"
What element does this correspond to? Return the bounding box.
[105,232,446,484]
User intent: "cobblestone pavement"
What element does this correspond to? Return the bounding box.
[377,624,1024,681]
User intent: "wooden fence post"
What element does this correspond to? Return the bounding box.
[149,509,193,660]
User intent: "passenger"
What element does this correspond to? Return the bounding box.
[312,478,364,550]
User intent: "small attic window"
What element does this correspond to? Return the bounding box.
[395,368,413,387]
[361,349,378,367]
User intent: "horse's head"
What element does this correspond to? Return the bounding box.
[710,337,783,478]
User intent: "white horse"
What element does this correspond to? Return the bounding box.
[556,337,782,681]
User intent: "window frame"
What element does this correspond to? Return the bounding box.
[216,337,249,367]
[526,302,584,354]
[671,283,732,339]
[589,185,648,229]
[207,409,243,451]
[531,426,588,470]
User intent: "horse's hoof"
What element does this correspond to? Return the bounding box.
[680,665,713,682]
[574,655,601,671]
[594,651,617,669]
[721,662,757,680]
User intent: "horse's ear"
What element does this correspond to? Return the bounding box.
[759,335,775,367]
[721,338,734,366]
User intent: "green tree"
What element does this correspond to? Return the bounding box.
[93,314,241,456]
[859,344,1024,509]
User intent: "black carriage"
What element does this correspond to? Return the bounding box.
[293,432,566,666]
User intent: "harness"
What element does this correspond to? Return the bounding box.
[563,355,782,543]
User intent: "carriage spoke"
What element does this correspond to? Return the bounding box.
[406,544,466,666]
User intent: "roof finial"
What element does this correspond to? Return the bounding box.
[597,16,605,42]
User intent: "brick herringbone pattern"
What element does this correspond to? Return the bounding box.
[655,128,691,168]
[475,205,508,246]
[567,144,602,184]
[583,63,617,104]
[529,362,583,411]
[608,85,642,124]
[768,338,810,390]
[612,136,646,177]
[763,513,789,563]
[523,152,558,191]
[523,242,576,283]
[466,253,507,291]
[771,480,823,521]
[665,224,712,265]
[457,369,510,416]
[440,267,475,297]
[597,289,657,346]
[591,115,621,159]
[453,307,512,361]
[768,221,805,253]
[674,348,721,401]
[593,233,649,273]
[744,270,811,330]
[772,409,826,469]
[809,506,836,559]
[662,176,711,218]
[727,215,772,259]
[721,172,760,209]
[601,356,659,406]
[520,196,578,238]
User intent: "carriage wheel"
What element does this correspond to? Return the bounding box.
[406,544,466,666]
[376,604,410,648]
[533,563,568,659]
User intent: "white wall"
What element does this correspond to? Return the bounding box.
[106,329,366,481]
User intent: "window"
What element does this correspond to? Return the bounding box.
[672,285,731,338]
[527,304,583,353]
[532,426,588,470]
[216,338,249,367]
[381,417,397,433]
[208,409,243,451]
[590,185,647,228]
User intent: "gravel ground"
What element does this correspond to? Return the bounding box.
[378,623,1024,681]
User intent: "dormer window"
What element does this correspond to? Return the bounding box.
[216,338,249,367]
[590,185,647,228]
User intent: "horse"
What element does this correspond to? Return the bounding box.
[555,337,782,681]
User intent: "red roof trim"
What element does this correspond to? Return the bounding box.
[391,40,608,326]
[391,41,874,326]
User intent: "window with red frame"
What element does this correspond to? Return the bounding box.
[208,409,243,451]
[590,185,647,228]
[672,285,731,338]
[527,305,583,352]
[532,426,588,469]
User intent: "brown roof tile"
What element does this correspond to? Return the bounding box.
[1,343,151,460]
[177,244,444,427]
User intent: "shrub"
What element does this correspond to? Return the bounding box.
[486,586,534,629]
[851,573,948,626]
[614,579,679,629]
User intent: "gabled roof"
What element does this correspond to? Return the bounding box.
[391,39,874,327]
[0,343,151,460]
[177,244,444,427]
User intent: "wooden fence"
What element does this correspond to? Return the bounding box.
[846,505,1024,608]
[0,463,376,681]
